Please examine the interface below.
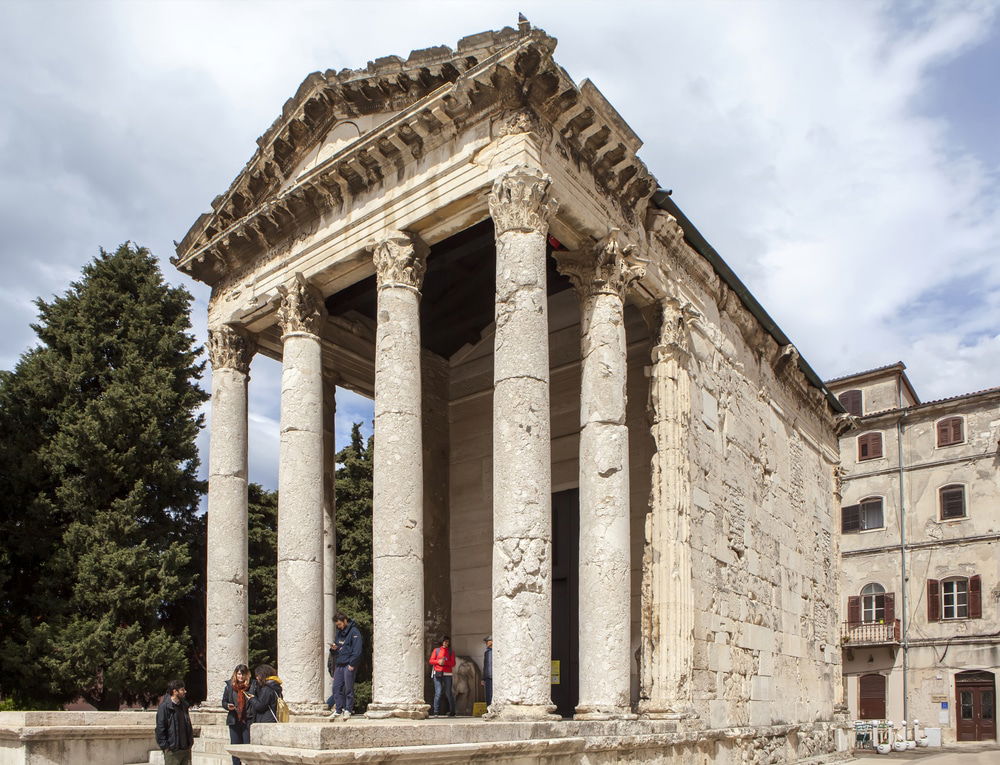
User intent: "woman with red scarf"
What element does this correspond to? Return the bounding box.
[221,664,251,764]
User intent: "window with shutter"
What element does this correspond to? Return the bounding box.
[859,497,884,530]
[883,592,895,623]
[847,595,861,624]
[940,485,967,520]
[860,583,885,622]
[927,579,940,622]
[858,432,883,461]
[839,389,863,417]
[969,575,982,619]
[842,504,861,533]
[936,417,964,447]
[942,578,969,619]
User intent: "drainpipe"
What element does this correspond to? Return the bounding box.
[896,385,909,724]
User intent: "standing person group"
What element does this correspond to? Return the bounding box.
[221,664,284,765]
[428,635,457,717]
[327,611,364,721]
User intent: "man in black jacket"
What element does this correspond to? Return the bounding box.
[155,679,194,764]
[327,611,363,721]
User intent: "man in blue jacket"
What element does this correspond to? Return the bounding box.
[327,611,363,721]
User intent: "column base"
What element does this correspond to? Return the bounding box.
[636,701,699,722]
[287,701,330,718]
[574,705,638,721]
[484,703,561,722]
[365,701,429,720]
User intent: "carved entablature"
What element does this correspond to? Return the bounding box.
[488,167,559,235]
[556,229,645,301]
[277,278,324,336]
[370,232,429,291]
[207,324,255,374]
[173,22,657,289]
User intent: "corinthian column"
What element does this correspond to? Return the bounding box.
[639,298,695,718]
[365,232,430,720]
[488,166,560,721]
[276,278,326,710]
[557,231,644,719]
[206,324,254,701]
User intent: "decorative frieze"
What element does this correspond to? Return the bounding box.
[207,324,255,374]
[488,166,558,236]
[371,232,429,291]
[277,278,324,336]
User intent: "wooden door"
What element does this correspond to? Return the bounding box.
[859,674,886,720]
[956,672,996,741]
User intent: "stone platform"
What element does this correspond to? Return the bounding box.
[233,717,853,764]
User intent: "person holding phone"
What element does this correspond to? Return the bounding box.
[221,664,251,764]
[428,635,457,717]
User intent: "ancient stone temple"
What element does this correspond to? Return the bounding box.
[172,19,851,764]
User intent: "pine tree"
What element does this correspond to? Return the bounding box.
[0,243,207,709]
[247,483,277,669]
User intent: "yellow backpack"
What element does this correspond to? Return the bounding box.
[275,695,290,723]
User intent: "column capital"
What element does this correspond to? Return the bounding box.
[207,324,255,374]
[556,229,645,301]
[277,277,324,337]
[370,232,429,291]
[488,166,559,236]
[652,297,696,364]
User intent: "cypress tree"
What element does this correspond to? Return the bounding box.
[334,423,373,709]
[0,243,207,709]
[247,483,277,669]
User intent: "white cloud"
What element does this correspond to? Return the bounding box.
[1,0,997,485]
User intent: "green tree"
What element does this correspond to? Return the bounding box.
[0,243,207,709]
[334,423,373,710]
[247,483,277,669]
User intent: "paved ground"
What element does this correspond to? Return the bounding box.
[853,745,999,765]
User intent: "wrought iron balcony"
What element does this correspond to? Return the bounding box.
[840,620,901,645]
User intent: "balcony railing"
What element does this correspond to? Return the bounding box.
[841,620,901,645]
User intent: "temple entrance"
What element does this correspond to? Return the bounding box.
[551,488,580,718]
[956,670,996,741]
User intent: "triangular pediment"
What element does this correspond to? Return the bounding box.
[174,20,657,287]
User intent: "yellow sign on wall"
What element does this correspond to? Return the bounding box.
[551,660,560,685]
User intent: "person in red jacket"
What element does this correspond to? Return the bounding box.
[428,635,457,717]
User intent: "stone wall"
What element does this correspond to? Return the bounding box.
[665,238,842,730]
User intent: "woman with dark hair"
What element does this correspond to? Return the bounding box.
[428,635,457,717]
[221,664,251,764]
[246,665,284,724]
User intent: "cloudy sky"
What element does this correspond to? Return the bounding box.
[1,0,997,490]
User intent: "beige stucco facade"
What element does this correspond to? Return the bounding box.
[167,20,849,762]
[828,362,999,745]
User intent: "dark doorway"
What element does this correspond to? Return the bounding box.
[859,673,886,720]
[956,671,996,741]
[551,488,579,718]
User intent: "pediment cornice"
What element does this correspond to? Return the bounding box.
[174,21,658,288]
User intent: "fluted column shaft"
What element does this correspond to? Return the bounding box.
[276,280,326,708]
[639,298,695,718]
[206,325,254,699]
[559,232,643,719]
[366,232,430,720]
[488,166,559,721]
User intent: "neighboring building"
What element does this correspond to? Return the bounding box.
[168,19,847,763]
[828,362,999,744]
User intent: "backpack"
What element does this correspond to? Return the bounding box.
[274,694,290,723]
